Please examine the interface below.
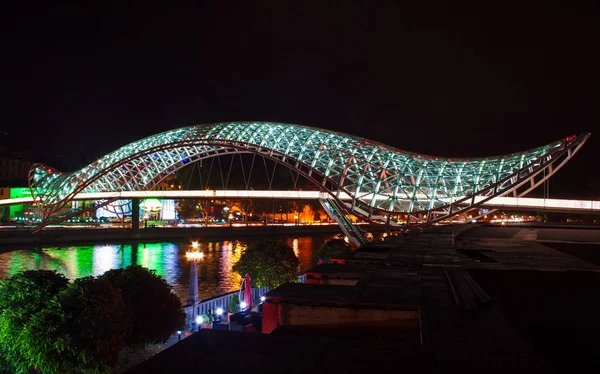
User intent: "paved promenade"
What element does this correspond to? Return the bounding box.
[124,223,600,372]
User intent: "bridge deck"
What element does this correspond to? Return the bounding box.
[1,190,599,213]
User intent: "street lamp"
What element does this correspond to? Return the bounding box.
[294,215,299,226]
[195,315,203,331]
[186,243,204,331]
[177,330,182,341]
[240,301,247,311]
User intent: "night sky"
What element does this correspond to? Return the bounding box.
[2,2,598,197]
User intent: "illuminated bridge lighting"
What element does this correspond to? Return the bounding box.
[2,191,599,213]
[24,122,589,225]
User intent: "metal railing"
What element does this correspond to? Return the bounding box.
[184,274,306,321]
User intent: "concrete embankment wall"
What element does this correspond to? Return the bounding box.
[0,224,384,248]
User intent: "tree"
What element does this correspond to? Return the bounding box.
[0,274,131,374]
[99,265,185,347]
[233,240,300,289]
[318,239,352,263]
[23,277,131,374]
[0,270,69,372]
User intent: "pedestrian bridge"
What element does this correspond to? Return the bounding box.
[15,122,593,242]
[27,123,590,226]
[2,189,598,213]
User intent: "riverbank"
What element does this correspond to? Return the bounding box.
[0,224,385,248]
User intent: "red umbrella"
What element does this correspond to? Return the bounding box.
[243,274,253,311]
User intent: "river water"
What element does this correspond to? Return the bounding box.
[0,234,335,302]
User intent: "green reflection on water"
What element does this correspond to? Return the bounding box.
[0,234,328,302]
[2,242,180,282]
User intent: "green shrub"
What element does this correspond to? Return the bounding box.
[228,294,240,313]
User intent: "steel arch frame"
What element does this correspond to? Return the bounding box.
[30,140,343,216]
[28,122,590,227]
[420,132,588,225]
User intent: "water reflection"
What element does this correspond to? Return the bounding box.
[0,234,331,302]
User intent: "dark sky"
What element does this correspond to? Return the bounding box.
[2,2,598,197]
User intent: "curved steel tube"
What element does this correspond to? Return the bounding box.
[29,122,590,223]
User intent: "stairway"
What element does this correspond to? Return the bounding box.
[342,202,403,227]
[318,196,370,246]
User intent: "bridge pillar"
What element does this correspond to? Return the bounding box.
[131,198,140,234]
[386,214,391,236]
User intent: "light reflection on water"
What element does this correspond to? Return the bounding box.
[0,235,332,302]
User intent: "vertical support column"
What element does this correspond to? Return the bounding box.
[131,198,140,235]
[187,261,200,306]
[386,214,391,236]
[186,260,200,330]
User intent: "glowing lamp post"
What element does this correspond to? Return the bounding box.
[215,307,223,322]
[186,241,203,331]
[195,315,204,331]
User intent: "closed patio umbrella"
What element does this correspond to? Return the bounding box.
[243,274,253,311]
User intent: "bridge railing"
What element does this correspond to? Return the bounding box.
[184,274,306,324]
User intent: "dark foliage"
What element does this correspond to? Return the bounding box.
[0,273,131,373]
[318,239,352,263]
[100,265,185,346]
[233,240,300,289]
[0,270,69,372]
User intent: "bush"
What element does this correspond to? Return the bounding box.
[233,240,300,290]
[318,238,352,263]
[23,277,132,373]
[0,274,131,374]
[0,266,185,373]
[0,270,69,372]
[228,294,240,313]
[99,266,185,347]
[201,313,215,324]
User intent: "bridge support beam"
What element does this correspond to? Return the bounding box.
[386,214,391,236]
[131,198,140,234]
